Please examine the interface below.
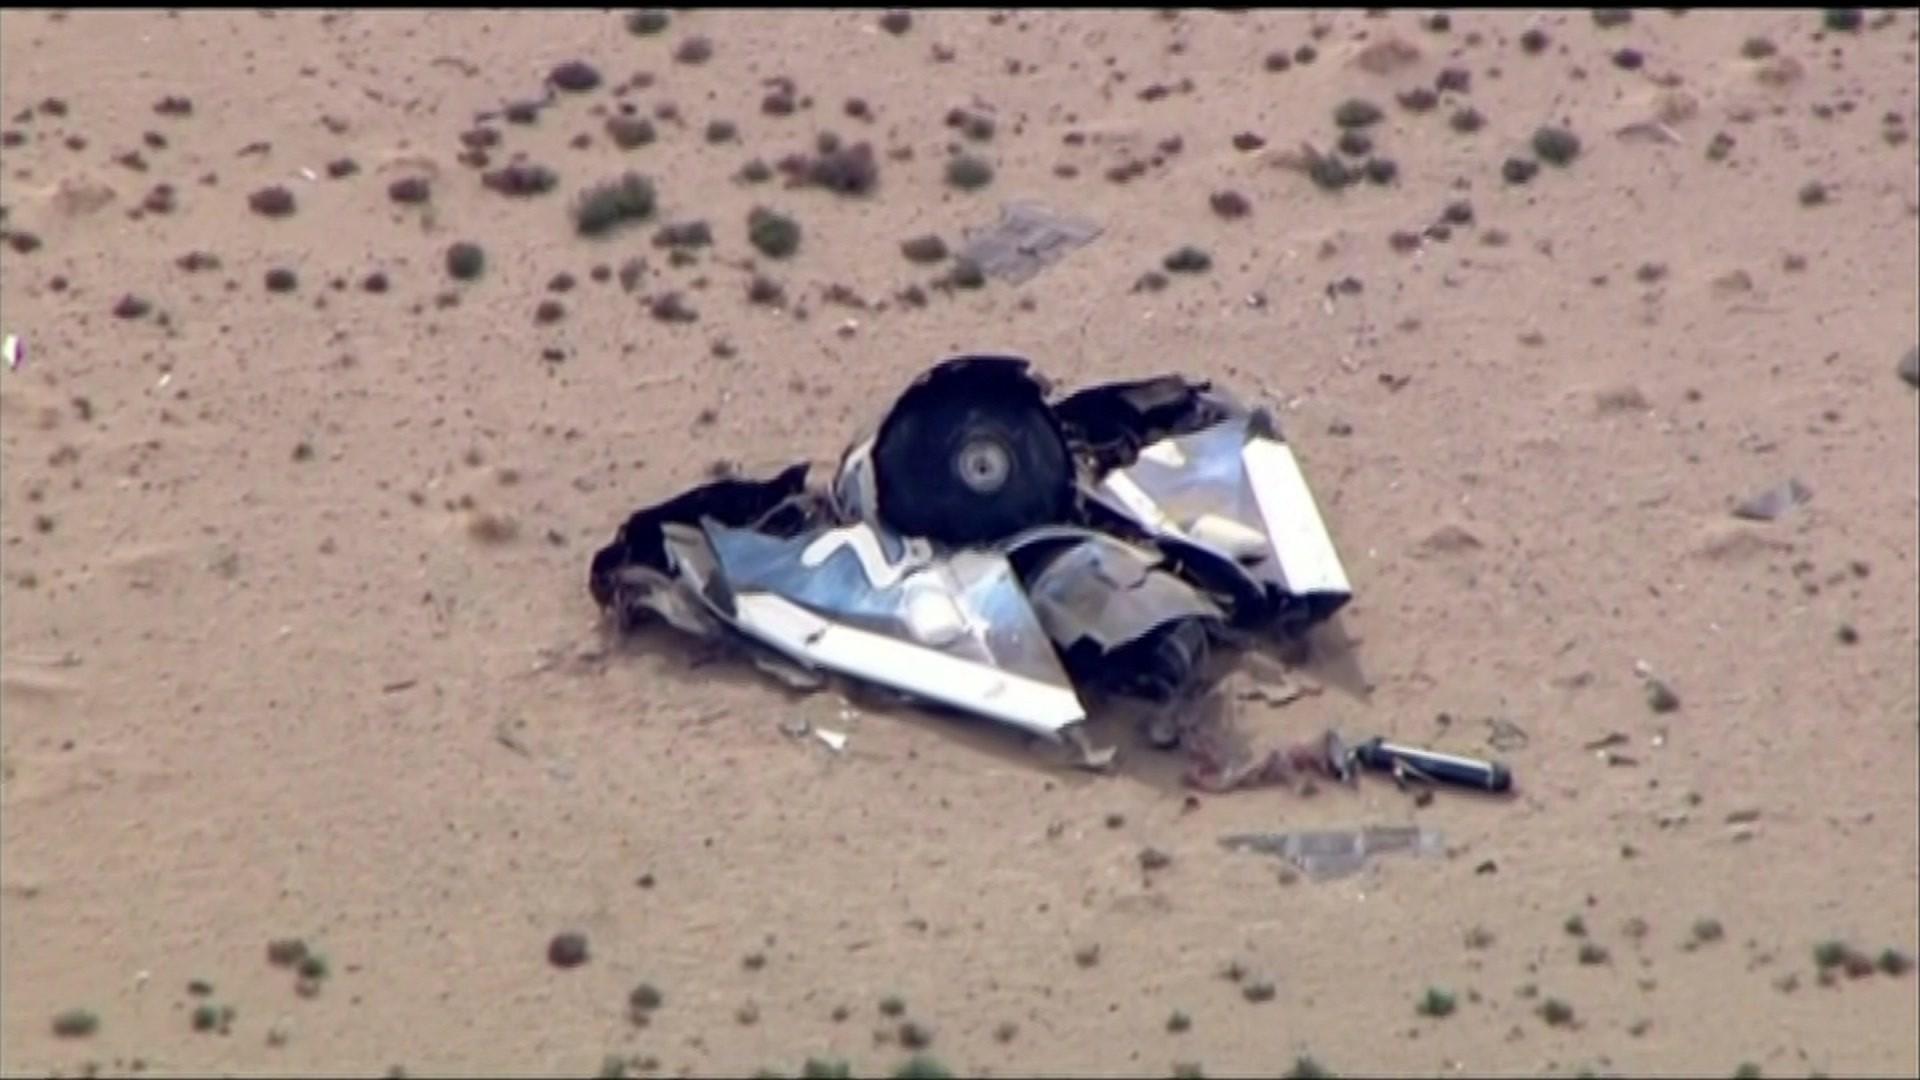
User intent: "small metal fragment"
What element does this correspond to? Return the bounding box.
[1732,478,1812,522]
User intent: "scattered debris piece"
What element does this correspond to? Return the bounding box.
[956,201,1102,284]
[1220,826,1445,881]
[1733,478,1812,522]
[1353,737,1511,792]
[1615,120,1683,146]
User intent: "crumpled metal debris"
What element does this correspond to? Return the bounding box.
[589,354,1353,762]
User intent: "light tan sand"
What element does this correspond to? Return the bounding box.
[2,8,1917,1078]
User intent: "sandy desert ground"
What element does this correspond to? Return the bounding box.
[2,7,1917,1079]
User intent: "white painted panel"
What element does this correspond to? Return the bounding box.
[1242,441,1352,598]
[731,593,1087,740]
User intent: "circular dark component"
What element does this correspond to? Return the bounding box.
[954,434,1013,494]
[871,356,1072,546]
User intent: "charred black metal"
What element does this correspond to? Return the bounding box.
[869,355,1074,547]
[588,462,816,622]
[1053,374,1229,473]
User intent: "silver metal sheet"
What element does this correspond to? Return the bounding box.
[1090,413,1352,608]
[1015,531,1223,652]
[1220,826,1445,881]
[959,201,1103,285]
[702,521,1086,740]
